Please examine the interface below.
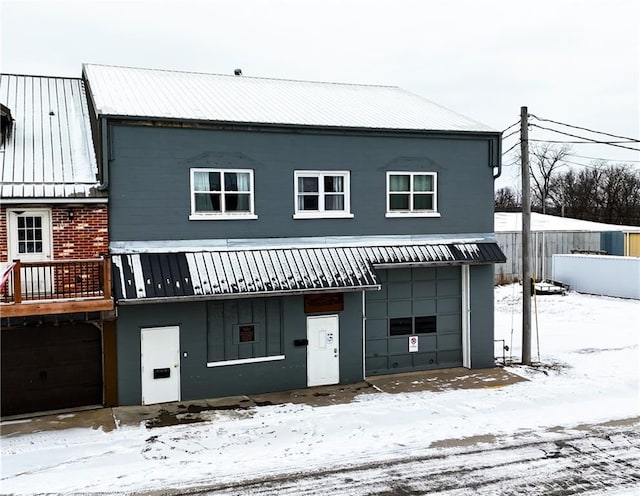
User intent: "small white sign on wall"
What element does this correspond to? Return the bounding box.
[409,335,419,353]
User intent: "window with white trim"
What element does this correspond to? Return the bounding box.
[294,171,353,219]
[386,171,439,217]
[190,168,256,220]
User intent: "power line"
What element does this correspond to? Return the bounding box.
[530,114,640,142]
[502,128,520,140]
[572,153,640,163]
[501,120,520,134]
[502,140,521,156]
[528,125,640,152]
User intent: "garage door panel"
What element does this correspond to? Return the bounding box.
[386,355,412,370]
[388,268,412,282]
[438,314,462,332]
[413,352,438,367]
[365,356,388,373]
[366,339,388,356]
[413,281,436,297]
[413,268,436,281]
[438,333,462,350]
[437,297,461,313]
[436,266,460,279]
[388,283,412,299]
[417,334,437,350]
[388,300,411,317]
[366,319,388,338]
[389,337,412,354]
[366,285,387,301]
[436,279,460,296]
[412,299,436,314]
[367,302,388,319]
[439,349,462,365]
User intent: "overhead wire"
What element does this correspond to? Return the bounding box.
[501,120,520,134]
[530,114,640,143]
[502,141,521,156]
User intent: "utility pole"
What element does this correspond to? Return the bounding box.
[521,106,532,365]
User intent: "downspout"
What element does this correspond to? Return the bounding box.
[492,136,502,179]
[97,119,111,191]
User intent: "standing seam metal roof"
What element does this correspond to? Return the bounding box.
[83,64,495,133]
[111,242,506,302]
[0,74,101,199]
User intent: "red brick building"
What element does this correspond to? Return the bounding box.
[0,74,115,417]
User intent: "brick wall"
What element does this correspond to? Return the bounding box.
[0,204,108,262]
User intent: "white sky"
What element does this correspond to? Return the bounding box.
[1,0,639,189]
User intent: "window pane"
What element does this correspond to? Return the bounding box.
[194,171,220,191]
[17,217,25,229]
[389,175,410,192]
[195,193,220,211]
[415,316,437,334]
[226,172,250,192]
[25,229,35,241]
[225,193,251,211]
[390,194,410,210]
[34,217,42,228]
[26,217,34,228]
[299,177,318,193]
[34,242,43,253]
[325,194,344,211]
[18,242,26,253]
[324,176,343,193]
[413,175,433,192]
[300,195,319,211]
[390,317,412,336]
[413,194,434,210]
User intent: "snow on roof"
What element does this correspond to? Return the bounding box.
[495,212,640,233]
[0,74,102,200]
[82,64,495,133]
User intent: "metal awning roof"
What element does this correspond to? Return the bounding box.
[112,242,505,303]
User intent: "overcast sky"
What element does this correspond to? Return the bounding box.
[2,0,639,189]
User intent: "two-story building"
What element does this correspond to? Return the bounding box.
[1,74,115,417]
[82,64,505,406]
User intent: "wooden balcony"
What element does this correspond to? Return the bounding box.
[1,258,114,318]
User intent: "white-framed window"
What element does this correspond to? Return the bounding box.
[190,168,257,220]
[293,171,353,219]
[386,171,440,218]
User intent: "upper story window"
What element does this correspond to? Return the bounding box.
[386,171,440,218]
[293,171,353,219]
[294,171,353,219]
[190,168,257,220]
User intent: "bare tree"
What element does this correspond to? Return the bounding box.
[528,143,572,213]
[494,186,520,211]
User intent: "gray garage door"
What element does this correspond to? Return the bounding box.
[365,266,462,376]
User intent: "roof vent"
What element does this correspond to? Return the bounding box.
[234,68,242,76]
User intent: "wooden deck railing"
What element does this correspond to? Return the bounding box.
[0,258,114,317]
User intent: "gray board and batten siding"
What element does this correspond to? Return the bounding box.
[105,124,499,242]
[116,292,364,405]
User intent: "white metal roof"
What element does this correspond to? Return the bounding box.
[82,64,495,133]
[0,74,102,200]
[495,212,640,233]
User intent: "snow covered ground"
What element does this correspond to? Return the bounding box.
[1,285,639,495]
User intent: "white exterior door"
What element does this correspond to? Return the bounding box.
[141,326,181,405]
[7,209,53,295]
[307,314,340,387]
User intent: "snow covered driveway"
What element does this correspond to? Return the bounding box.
[194,418,640,495]
[1,286,639,495]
